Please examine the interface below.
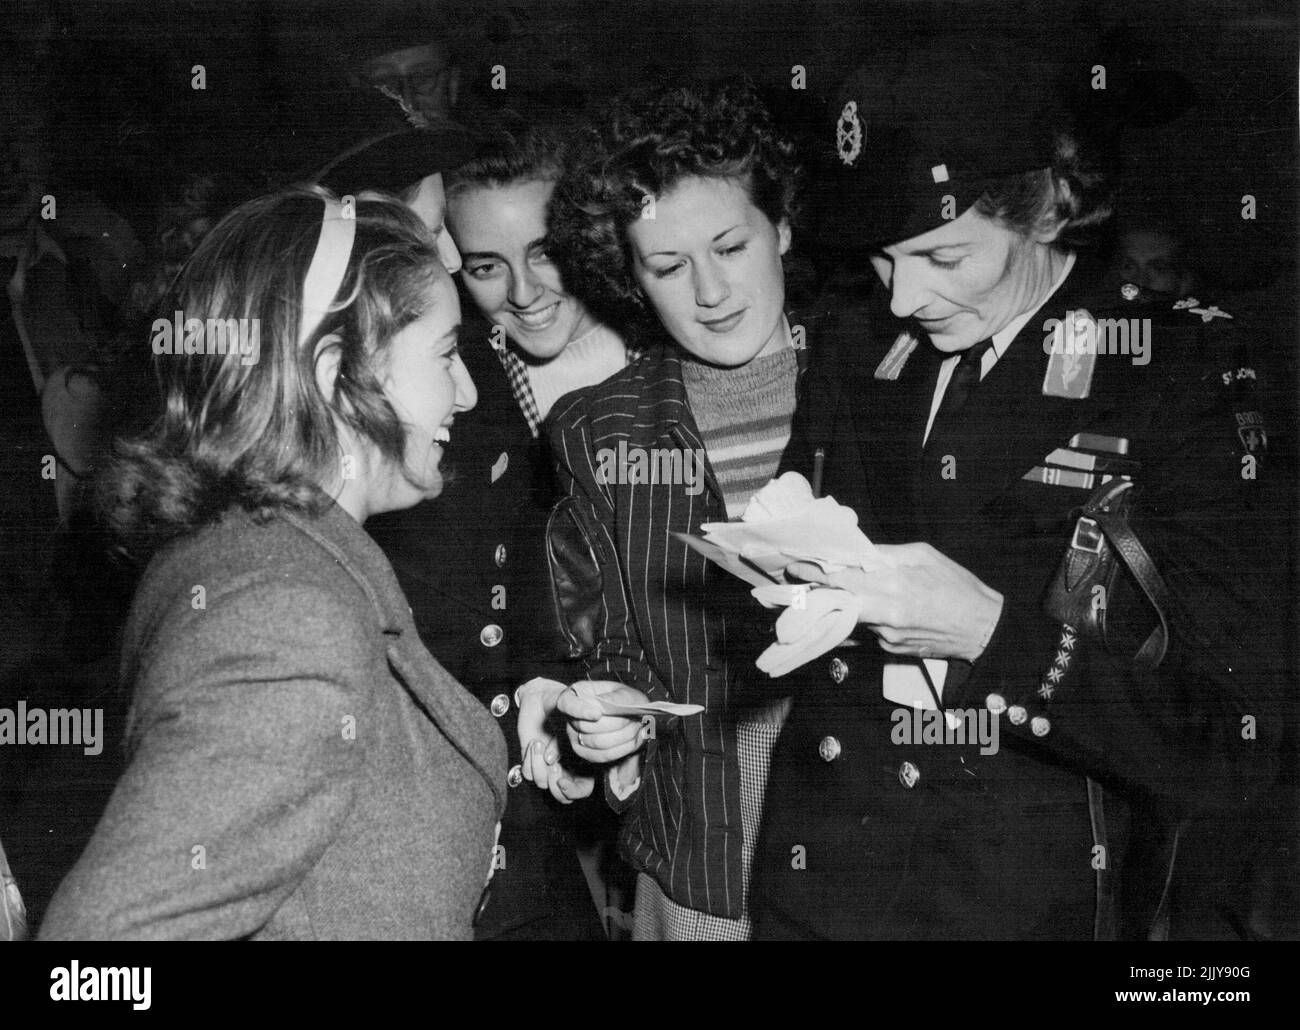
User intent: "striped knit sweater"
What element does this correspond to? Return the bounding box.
[682,346,799,518]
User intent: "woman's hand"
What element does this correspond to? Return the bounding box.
[787,542,1003,663]
[515,678,596,804]
[557,681,655,764]
[521,739,596,804]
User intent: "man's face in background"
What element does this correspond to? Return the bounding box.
[1114,227,1195,300]
[361,43,459,123]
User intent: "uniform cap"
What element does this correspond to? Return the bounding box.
[814,44,1070,249]
[277,85,478,194]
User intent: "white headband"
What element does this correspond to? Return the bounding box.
[298,197,358,347]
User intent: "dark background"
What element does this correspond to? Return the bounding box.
[2,0,1297,286]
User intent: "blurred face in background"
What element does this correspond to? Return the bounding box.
[1115,227,1194,299]
[627,174,790,367]
[449,178,597,360]
[362,43,459,123]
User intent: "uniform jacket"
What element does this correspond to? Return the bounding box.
[366,315,606,940]
[753,257,1287,940]
[41,499,506,941]
[547,334,809,919]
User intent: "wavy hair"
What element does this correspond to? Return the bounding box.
[548,78,801,335]
[100,184,442,561]
[445,120,568,198]
[975,130,1115,249]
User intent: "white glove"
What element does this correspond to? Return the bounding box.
[752,583,862,678]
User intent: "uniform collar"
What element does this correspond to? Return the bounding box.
[988,250,1076,366]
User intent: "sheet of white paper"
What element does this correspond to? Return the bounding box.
[673,531,782,587]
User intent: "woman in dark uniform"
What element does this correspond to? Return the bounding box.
[751,49,1287,940]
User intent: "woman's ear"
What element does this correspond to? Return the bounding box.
[313,332,345,405]
[777,217,793,256]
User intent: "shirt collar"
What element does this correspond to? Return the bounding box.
[988,250,1076,361]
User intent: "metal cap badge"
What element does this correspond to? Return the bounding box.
[810,42,1069,252]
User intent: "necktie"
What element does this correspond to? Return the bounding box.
[929,338,994,441]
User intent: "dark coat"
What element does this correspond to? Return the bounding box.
[40,500,506,940]
[753,258,1287,940]
[366,317,606,940]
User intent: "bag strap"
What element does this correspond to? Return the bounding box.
[1083,481,1171,668]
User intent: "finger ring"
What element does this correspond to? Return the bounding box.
[576,733,585,748]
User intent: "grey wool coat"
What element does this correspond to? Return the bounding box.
[40,499,507,940]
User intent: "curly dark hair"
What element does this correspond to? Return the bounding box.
[548,78,801,335]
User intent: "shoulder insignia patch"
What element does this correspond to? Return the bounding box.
[1174,297,1233,322]
[1236,411,1268,456]
[1042,308,1098,399]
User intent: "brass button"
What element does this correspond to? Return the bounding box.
[480,624,504,648]
[898,761,920,789]
[1008,705,1027,726]
[490,694,510,718]
[985,693,1007,714]
[818,735,842,762]
[506,764,523,788]
[829,657,849,683]
[494,544,507,567]
[1031,715,1051,737]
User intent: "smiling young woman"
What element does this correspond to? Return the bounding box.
[40,187,505,941]
[445,125,634,433]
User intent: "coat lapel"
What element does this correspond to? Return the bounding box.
[861,335,945,542]
[910,261,1119,543]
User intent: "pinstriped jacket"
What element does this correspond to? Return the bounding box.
[547,337,808,919]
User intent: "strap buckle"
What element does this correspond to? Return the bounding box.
[1071,515,1105,555]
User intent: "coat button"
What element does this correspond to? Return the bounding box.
[507,764,523,788]
[985,693,1007,714]
[490,694,510,718]
[494,544,507,567]
[818,735,842,762]
[1031,715,1051,737]
[829,657,849,683]
[480,624,504,647]
[898,761,920,789]
[1008,705,1027,726]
